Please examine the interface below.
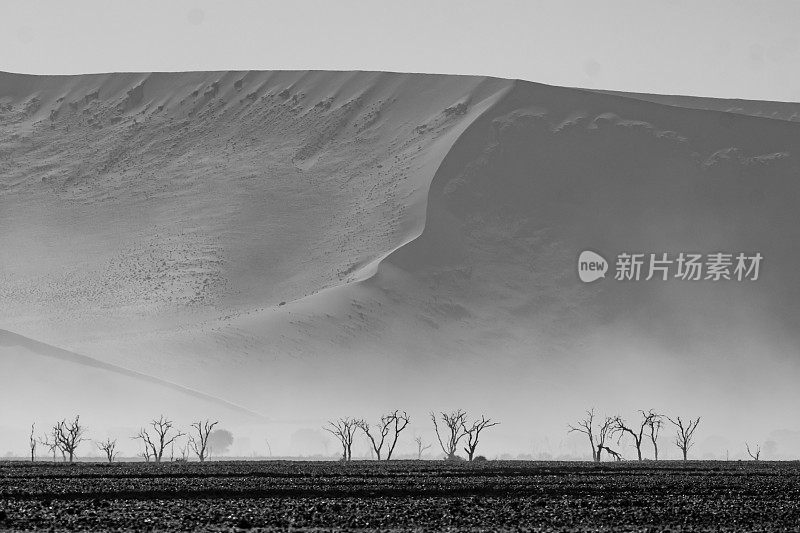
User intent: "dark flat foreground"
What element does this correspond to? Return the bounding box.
[1,460,799,532]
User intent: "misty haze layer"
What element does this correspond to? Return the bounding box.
[1,71,799,459]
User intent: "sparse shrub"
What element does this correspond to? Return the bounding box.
[474,455,488,462]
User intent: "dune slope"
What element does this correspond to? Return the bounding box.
[2,71,800,456]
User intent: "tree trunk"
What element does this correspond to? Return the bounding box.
[682,448,688,461]
[636,446,642,461]
[595,445,603,462]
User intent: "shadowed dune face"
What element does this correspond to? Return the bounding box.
[378,81,800,447]
[2,71,800,457]
[390,81,800,342]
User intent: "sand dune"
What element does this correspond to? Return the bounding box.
[594,89,800,122]
[2,71,800,457]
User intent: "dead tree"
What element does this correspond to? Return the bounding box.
[188,419,219,462]
[667,416,701,460]
[357,410,411,461]
[645,411,664,460]
[324,418,358,461]
[96,438,118,463]
[745,443,761,461]
[568,409,598,461]
[39,430,59,462]
[431,410,469,460]
[601,445,623,461]
[29,423,37,462]
[612,411,660,461]
[463,415,499,461]
[53,415,87,462]
[133,415,185,463]
[595,416,615,462]
[415,436,432,459]
[356,416,390,460]
[177,443,190,462]
[386,410,411,460]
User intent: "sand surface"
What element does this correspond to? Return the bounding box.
[2,71,800,458]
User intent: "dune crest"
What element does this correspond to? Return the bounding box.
[3,71,800,455]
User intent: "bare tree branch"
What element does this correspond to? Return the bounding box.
[568,408,598,462]
[644,411,664,461]
[38,429,59,462]
[96,438,118,463]
[595,416,615,462]
[612,410,661,461]
[53,415,87,462]
[462,415,499,461]
[745,442,761,461]
[355,416,390,460]
[600,445,623,461]
[324,418,358,461]
[188,419,219,462]
[414,436,432,460]
[132,415,184,463]
[386,410,411,461]
[430,410,468,460]
[667,416,701,460]
[29,423,37,462]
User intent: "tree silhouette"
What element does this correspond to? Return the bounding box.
[431,410,468,460]
[29,423,37,462]
[644,411,664,460]
[207,428,234,457]
[414,436,432,459]
[595,416,616,462]
[53,415,87,463]
[38,429,59,462]
[188,420,219,462]
[463,415,499,462]
[745,442,761,461]
[324,418,358,461]
[133,415,184,463]
[357,410,410,461]
[568,409,601,462]
[612,410,661,461]
[96,438,118,463]
[667,416,701,460]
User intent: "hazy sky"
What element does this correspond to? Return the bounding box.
[1,0,799,102]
